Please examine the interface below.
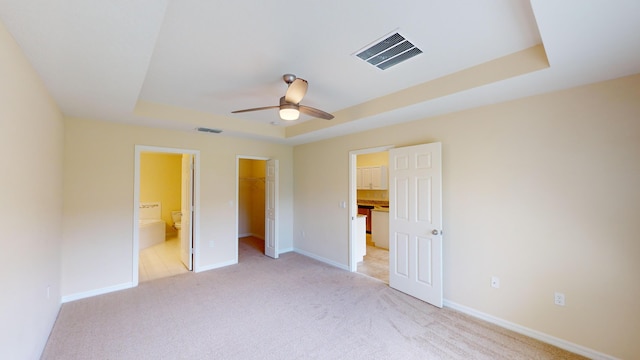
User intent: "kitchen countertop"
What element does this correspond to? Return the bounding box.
[358,200,389,212]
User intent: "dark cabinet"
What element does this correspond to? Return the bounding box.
[358,205,373,233]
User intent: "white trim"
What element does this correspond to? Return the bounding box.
[443,300,619,360]
[348,145,394,272]
[134,146,201,282]
[196,260,237,273]
[61,282,133,303]
[294,248,350,271]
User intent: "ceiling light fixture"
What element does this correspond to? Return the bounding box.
[279,104,300,120]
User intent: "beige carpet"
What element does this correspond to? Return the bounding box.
[42,237,586,359]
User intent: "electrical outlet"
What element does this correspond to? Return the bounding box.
[491,276,500,288]
[209,240,215,248]
[554,292,565,306]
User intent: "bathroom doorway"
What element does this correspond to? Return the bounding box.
[133,146,200,285]
[236,156,279,261]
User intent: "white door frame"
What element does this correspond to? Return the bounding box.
[133,145,201,286]
[348,145,394,272]
[235,155,277,260]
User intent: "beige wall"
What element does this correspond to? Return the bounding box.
[356,151,389,167]
[0,22,64,359]
[293,74,640,359]
[62,118,294,298]
[140,152,182,233]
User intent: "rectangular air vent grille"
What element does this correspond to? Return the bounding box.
[196,127,222,134]
[355,31,423,70]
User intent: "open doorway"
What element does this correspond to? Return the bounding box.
[349,146,393,282]
[236,156,279,261]
[133,146,199,285]
[238,158,266,258]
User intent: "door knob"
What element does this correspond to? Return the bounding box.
[431,229,440,235]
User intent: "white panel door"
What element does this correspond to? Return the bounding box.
[265,159,279,259]
[180,154,193,270]
[389,143,443,307]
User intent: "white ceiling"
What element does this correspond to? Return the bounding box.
[1,0,639,145]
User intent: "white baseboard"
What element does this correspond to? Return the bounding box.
[279,247,294,254]
[196,259,237,273]
[293,248,349,271]
[443,300,618,360]
[61,282,133,303]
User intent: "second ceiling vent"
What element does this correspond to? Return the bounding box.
[354,31,423,70]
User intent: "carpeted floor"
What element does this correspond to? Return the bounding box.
[41,237,586,359]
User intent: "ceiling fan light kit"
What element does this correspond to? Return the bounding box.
[279,107,299,121]
[232,74,334,121]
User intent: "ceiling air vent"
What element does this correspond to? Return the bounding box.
[354,31,423,70]
[196,127,222,134]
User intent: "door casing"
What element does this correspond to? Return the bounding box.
[235,155,278,261]
[133,145,200,286]
[348,145,394,272]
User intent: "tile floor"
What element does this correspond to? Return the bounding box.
[139,236,189,282]
[357,234,389,283]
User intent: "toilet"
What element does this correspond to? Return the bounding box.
[171,211,182,237]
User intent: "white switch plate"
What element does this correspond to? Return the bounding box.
[491,276,500,288]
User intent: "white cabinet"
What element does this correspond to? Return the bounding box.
[357,166,388,190]
[371,210,389,249]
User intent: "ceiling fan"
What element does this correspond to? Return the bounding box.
[231,74,334,121]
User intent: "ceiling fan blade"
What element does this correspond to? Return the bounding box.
[284,78,308,104]
[231,105,279,114]
[299,105,334,120]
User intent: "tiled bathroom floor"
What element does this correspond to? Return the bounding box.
[357,235,389,283]
[139,236,189,282]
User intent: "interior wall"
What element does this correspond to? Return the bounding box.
[140,152,182,234]
[356,152,389,167]
[62,119,294,299]
[238,159,252,236]
[250,160,266,237]
[0,21,64,359]
[292,74,640,359]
